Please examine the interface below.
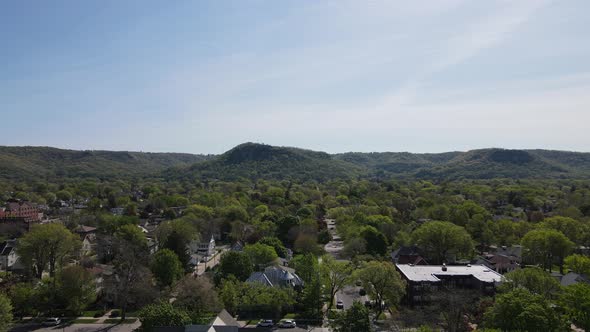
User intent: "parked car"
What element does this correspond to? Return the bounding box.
[42,318,61,326]
[336,300,344,309]
[257,319,274,327]
[278,319,296,328]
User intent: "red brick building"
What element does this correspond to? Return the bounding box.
[0,201,42,222]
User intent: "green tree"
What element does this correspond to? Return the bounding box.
[499,267,560,299]
[290,253,318,284]
[244,243,277,269]
[411,221,474,264]
[331,301,372,332]
[151,249,184,287]
[57,265,96,314]
[560,283,590,331]
[0,294,12,332]
[8,283,36,318]
[17,223,81,278]
[360,226,388,257]
[218,251,253,281]
[258,237,287,258]
[355,261,406,319]
[138,302,191,332]
[484,289,565,332]
[156,219,198,267]
[320,255,353,310]
[522,229,574,273]
[174,275,221,323]
[564,254,590,275]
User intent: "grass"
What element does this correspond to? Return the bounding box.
[82,310,105,317]
[282,313,296,319]
[72,318,99,324]
[103,318,137,324]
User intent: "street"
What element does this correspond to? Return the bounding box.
[194,247,227,276]
[11,321,140,332]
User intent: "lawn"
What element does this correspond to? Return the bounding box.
[72,318,99,324]
[103,318,137,324]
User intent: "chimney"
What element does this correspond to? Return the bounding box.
[442,263,447,271]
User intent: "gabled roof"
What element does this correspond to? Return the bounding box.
[246,265,304,288]
[76,225,97,233]
[211,309,239,327]
[0,240,16,256]
[560,272,590,287]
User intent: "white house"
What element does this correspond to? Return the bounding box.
[0,239,23,272]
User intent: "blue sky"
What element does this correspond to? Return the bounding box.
[1,0,590,154]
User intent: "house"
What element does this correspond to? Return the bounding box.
[491,245,523,264]
[558,272,590,287]
[230,241,244,252]
[155,309,241,332]
[80,233,97,257]
[0,239,24,272]
[396,264,503,304]
[193,234,216,258]
[246,265,304,289]
[475,253,520,274]
[391,246,428,265]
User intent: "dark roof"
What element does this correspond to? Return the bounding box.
[560,272,590,287]
[0,240,16,256]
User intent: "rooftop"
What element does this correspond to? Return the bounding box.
[396,264,503,283]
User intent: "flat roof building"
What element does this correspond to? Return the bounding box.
[396,264,503,304]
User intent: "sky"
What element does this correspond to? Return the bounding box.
[1,0,590,154]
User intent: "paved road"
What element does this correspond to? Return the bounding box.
[336,286,369,311]
[323,219,345,260]
[194,248,227,276]
[11,321,140,332]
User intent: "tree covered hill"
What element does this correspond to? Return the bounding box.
[174,142,362,182]
[0,146,212,181]
[3,144,590,182]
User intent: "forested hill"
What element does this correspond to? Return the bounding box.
[174,143,361,182]
[179,143,590,181]
[0,146,212,181]
[3,144,590,183]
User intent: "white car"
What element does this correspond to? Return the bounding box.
[42,318,61,326]
[257,319,273,327]
[278,319,296,328]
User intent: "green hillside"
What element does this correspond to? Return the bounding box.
[173,142,362,182]
[0,146,211,181]
[3,144,590,183]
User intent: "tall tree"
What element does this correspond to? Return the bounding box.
[57,265,96,315]
[320,255,353,310]
[108,229,155,320]
[564,254,590,275]
[138,302,191,332]
[411,221,474,264]
[244,243,278,269]
[484,289,565,332]
[17,223,81,278]
[331,301,372,332]
[522,229,574,273]
[151,249,184,288]
[560,283,590,331]
[0,294,12,332]
[156,219,198,267]
[355,261,406,320]
[174,275,221,323]
[499,267,560,299]
[218,251,253,281]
